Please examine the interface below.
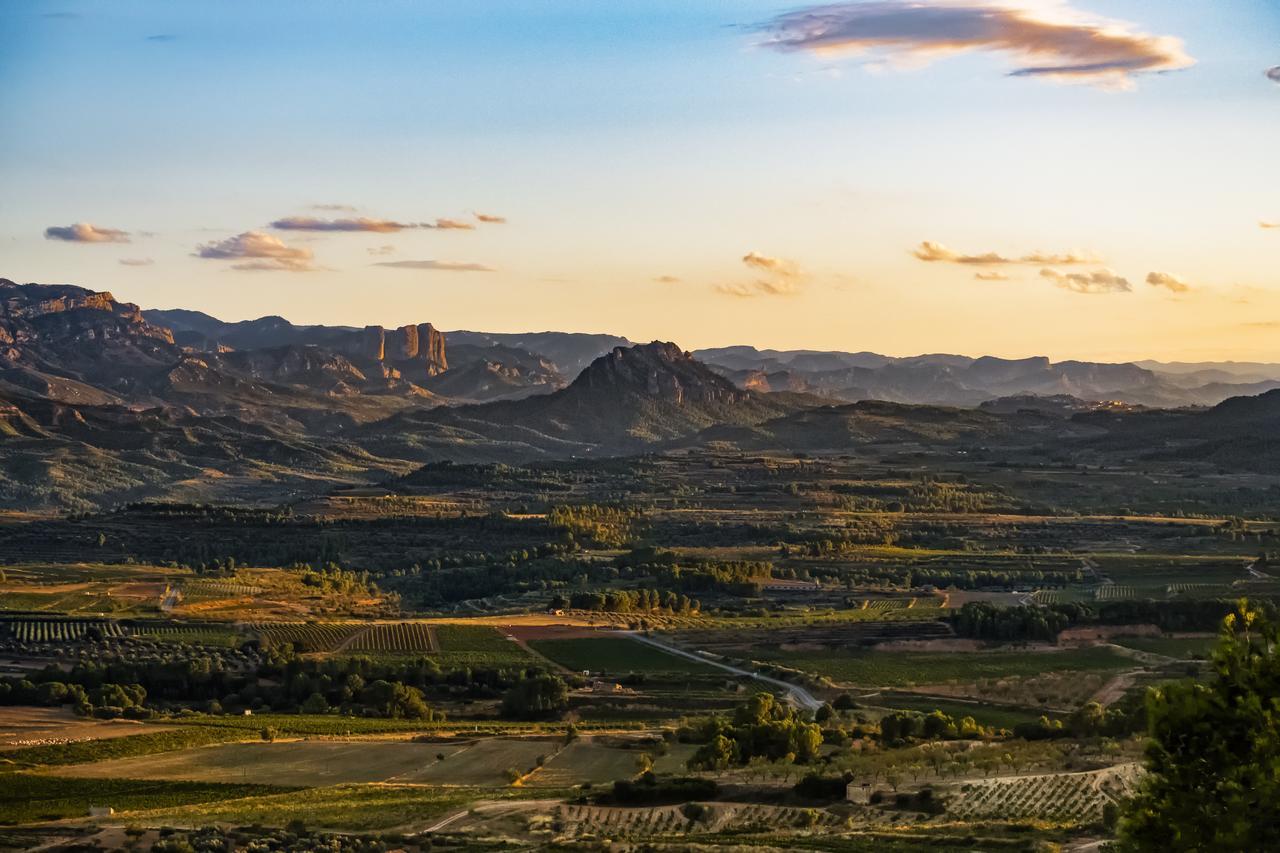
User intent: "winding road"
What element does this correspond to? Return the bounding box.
[620,631,823,712]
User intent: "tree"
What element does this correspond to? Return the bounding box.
[501,674,569,720]
[1117,602,1280,851]
[300,692,329,714]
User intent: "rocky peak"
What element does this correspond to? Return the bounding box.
[569,341,750,407]
[0,281,176,369]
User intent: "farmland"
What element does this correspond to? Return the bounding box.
[529,636,724,675]
[0,450,1271,849]
[0,773,290,825]
[751,645,1135,688]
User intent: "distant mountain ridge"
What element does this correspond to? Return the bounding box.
[4,276,1280,510]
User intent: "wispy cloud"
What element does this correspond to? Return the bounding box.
[654,275,682,284]
[475,212,507,224]
[271,216,414,233]
[367,245,396,256]
[311,203,357,212]
[270,214,485,232]
[118,258,154,267]
[717,252,805,297]
[1146,271,1191,293]
[146,34,176,42]
[1261,220,1280,230]
[195,231,316,272]
[758,1,1194,90]
[1040,267,1131,294]
[913,240,1097,266]
[422,218,475,230]
[974,271,1010,281]
[373,260,494,272]
[44,223,131,243]
[1267,66,1280,84]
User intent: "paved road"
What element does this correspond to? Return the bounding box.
[621,631,823,712]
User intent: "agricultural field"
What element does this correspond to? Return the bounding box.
[0,619,124,643]
[1112,635,1216,659]
[115,783,564,833]
[754,645,1134,688]
[0,773,289,825]
[529,636,723,675]
[944,765,1141,824]
[869,693,1053,730]
[345,621,436,653]
[0,707,171,752]
[52,740,471,787]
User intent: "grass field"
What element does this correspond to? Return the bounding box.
[0,772,288,825]
[757,645,1134,687]
[529,637,722,675]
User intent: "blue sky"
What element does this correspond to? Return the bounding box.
[2,1,1278,360]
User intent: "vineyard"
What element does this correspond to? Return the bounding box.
[345,622,436,653]
[132,624,242,647]
[553,802,841,837]
[1031,590,1061,605]
[0,619,124,643]
[182,580,263,599]
[251,622,366,652]
[946,765,1141,824]
[1093,584,1138,601]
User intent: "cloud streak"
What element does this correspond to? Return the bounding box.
[759,1,1194,89]
[271,214,497,232]
[118,258,154,267]
[1040,267,1130,294]
[271,216,415,233]
[44,223,131,243]
[1267,66,1280,84]
[195,231,316,272]
[474,212,507,224]
[373,260,494,272]
[1145,271,1191,293]
[913,240,1097,266]
[1261,220,1280,230]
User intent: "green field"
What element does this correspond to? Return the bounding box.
[757,645,1133,687]
[428,624,540,668]
[1112,635,1216,659]
[530,637,723,675]
[0,773,288,825]
[871,693,1055,730]
[1,727,251,769]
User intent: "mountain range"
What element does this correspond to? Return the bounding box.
[2,278,1278,510]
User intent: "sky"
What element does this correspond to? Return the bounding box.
[1,0,1278,362]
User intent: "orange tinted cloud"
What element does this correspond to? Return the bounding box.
[195,231,316,272]
[914,241,1097,266]
[1040,267,1130,294]
[760,1,1194,89]
[1146,271,1191,293]
[44,223,131,243]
